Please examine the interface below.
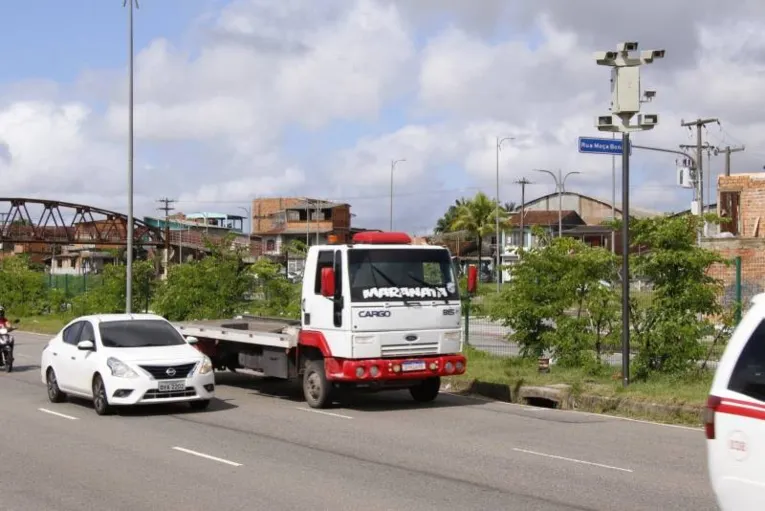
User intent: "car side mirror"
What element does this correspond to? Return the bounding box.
[185,336,198,345]
[320,267,336,297]
[77,340,95,351]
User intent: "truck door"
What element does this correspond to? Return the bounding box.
[304,249,349,358]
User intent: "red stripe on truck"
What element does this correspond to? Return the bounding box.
[718,398,765,421]
[298,330,332,357]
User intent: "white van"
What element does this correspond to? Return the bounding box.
[706,293,765,510]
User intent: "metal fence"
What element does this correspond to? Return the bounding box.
[44,273,105,297]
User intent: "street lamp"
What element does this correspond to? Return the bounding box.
[389,159,406,231]
[236,206,251,236]
[122,0,138,313]
[495,136,514,292]
[594,41,665,387]
[532,169,580,237]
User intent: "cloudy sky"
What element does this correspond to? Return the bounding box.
[0,0,763,234]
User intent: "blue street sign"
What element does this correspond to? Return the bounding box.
[578,136,631,155]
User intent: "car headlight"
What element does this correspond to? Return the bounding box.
[106,357,138,378]
[198,356,213,375]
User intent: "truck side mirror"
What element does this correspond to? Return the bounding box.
[467,265,478,295]
[320,267,336,297]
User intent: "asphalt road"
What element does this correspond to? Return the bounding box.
[1,331,718,511]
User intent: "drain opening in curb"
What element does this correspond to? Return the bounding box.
[524,397,558,409]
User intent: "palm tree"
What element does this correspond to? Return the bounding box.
[433,198,467,234]
[451,192,508,262]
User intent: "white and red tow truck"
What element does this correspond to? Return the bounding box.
[175,231,473,408]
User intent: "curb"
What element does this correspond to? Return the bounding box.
[441,378,705,426]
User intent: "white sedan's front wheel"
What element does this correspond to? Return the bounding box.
[92,375,114,416]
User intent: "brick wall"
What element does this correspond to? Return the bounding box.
[718,173,765,238]
[252,198,303,233]
[703,237,765,306]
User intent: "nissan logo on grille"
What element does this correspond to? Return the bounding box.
[405,335,418,342]
[166,367,177,377]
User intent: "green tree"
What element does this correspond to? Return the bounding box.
[626,214,728,378]
[486,234,618,367]
[451,192,507,262]
[0,255,56,316]
[153,235,252,320]
[248,258,301,319]
[72,260,156,315]
[434,198,467,234]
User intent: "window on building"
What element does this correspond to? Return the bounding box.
[719,191,741,235]
[265,239,276,252]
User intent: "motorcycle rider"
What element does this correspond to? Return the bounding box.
[0,306,10,330]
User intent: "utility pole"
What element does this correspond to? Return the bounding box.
[680,142,716,213]
[514,177,532,251]
[389,159,405,231]
[495,136,514,291]
[715,145,745,176]
[681,118,719,224]
[594,41,665,387]
[122,0,138,313]
[157,197,176,276]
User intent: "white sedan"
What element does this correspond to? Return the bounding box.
[40,313,215,415]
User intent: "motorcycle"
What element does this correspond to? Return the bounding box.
[0,319,19,373]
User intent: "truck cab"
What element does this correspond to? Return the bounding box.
[298,231,467,407]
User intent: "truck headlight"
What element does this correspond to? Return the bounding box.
[106,357,138,378]
[443,331,461,342]
[198,356,213,375]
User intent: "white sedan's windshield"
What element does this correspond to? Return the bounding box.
[99,320,186,348]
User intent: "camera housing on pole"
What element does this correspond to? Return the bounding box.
[593,42,665,388]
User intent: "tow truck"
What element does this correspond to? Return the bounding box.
[174,231,473,408]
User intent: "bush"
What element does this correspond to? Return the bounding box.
[0,255,58,316]
[487,233,618,368]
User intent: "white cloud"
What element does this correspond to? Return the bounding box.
[1,0,765,233]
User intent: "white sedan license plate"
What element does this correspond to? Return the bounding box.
[402,360,426,372]
[158,380,185,392]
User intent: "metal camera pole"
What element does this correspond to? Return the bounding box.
[594,42,665,387]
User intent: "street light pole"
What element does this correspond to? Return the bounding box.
[123,0,138,313]
[533,168,580,237]
[389,159,405,231]
[495,136,514,292]
[594,41,665,387]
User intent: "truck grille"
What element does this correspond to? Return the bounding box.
[139,363,196,380]
[381,343,439,358]
[142,387,197,400]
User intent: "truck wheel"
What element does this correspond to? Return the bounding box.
[303,360,331,409]
[409,377,441,403]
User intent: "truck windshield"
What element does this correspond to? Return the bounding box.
[347,248,459,302]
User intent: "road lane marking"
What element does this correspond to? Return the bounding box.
[172,447,242,467]
[296,407,353,419]
[512,448,633,473]
[38,408,79,420]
